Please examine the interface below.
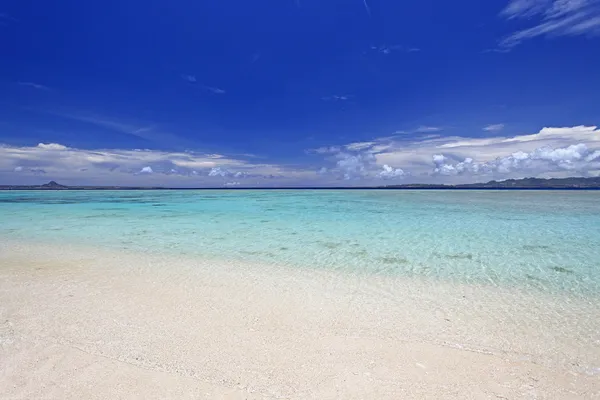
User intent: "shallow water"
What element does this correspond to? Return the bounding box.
[1,190,600,295]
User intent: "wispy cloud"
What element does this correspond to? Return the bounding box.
[321,95,353,101]
[484,123,505,132]
[497,0,600,50]
[369,44,421,55]
[51,113,155,140]
[45,111,194,148]
[181,74,197,83]
[204,85,226,94]
[392,126,443,136]
[17,82,50,90]
[415,126,442,133]
[181,75,225,94]
[363,0,372,16]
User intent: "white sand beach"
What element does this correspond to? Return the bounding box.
[1,240,599,399]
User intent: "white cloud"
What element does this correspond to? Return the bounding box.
[208,167,230,177]
[377,164,405,179]
[335,152,376,180]
[432,154,447,166]
[432,143,600,176]
[207,167,249,178]
[17,82,50,90]
[37,143,68,150]
[484,124,505,132]
[586,150,600,161]
[138,166,153,174]
[313,125,600,183]
[13,166,23,172]
[224,181,241,187]
[498,0,600,50]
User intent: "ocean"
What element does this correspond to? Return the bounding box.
[1,189,600,295]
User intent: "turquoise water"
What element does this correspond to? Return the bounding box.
[1,190,600,295]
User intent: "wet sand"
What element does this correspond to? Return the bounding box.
[1,240,599,399]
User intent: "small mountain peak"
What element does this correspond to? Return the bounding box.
[42,181,67,188]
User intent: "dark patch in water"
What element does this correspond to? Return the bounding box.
[84,213,124,219]
[240,250,276,257]
[259,220,270,223]
[378,256,409,265]
[496,216,528,221]
[550,266,574,274]
[525,274,544,282]
[435,252,473,260]
[319,241,342,249]
[522,245,550,251]
[279,247,289,251]
[152,204,167,207]
[448,253,473,260]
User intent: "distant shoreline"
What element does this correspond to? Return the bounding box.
[2,187,600,191]
[2,177,600,190]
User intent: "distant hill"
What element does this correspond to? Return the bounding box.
[0,181,70,190]
[0,181,158,190]
[1,177,600,190]
[384,177,600,189]
[41,181,68,189]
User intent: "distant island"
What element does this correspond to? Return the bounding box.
[2,177,600,190]
[0,181,163,190]
[383,177,600,189]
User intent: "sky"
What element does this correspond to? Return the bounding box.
[1,0,600,187]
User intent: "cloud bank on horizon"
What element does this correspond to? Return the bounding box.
[1,126,599,186]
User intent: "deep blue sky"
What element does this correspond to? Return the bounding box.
[1,0,599,186]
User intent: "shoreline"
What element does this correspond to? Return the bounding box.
[1,239,599,398]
